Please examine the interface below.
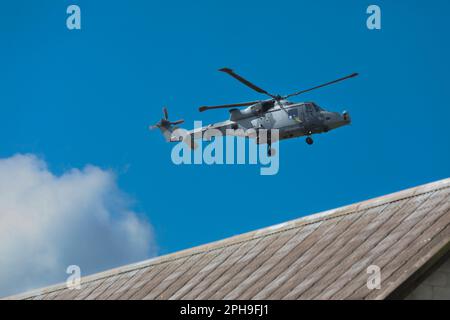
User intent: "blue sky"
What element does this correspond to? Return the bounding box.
[1,0,449,261]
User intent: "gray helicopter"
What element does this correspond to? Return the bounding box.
[150,68,358,156]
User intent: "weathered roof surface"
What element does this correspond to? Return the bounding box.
[7,178,450,300]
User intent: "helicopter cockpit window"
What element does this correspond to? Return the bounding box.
[312,103,322,112]
[287,108,298,120]
[305,103,314,113]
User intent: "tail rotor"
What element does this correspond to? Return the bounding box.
[149,107,184,142]
[149,107,184,130]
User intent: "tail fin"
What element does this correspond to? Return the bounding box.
[149,107,184,142]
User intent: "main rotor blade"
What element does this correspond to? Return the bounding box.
[285,73,359,99]
[219,68,275,98]
[199,101,259,112]
[170,119,184,125]
[163,107,169,120]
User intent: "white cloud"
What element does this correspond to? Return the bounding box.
[0,154,155,297]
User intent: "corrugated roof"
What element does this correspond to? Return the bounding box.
[6,178,450,300]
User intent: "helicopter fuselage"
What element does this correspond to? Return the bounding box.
[231,100,351,142]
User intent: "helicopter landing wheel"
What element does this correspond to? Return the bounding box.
[306,137,314,145]
[267,147,277,157]
[267,141,277,157]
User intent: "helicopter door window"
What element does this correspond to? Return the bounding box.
[288,109,298,120]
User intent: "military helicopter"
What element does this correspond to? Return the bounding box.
[150,68,358,156]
